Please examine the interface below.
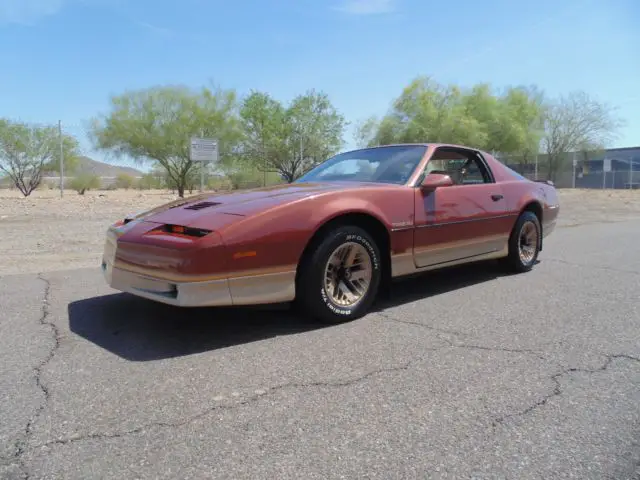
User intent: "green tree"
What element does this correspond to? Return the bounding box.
[360,76,545,160]
[238,90,288,185]
[88,84,244,197]
[353,115,380,148]
[541,90,624,181]
[0,118,80,197]
[282,90,347,182]
[238,89,346,183]
[501,85,546,168]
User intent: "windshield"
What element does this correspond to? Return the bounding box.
[295,145,427,185]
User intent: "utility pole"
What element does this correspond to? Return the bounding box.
[199,130,204,193]
[572,151,576,189]
[534,154,538,180]
[630,155,633,189]
[58,120,64,197]
[262,141,267,187]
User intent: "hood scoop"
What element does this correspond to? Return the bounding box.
[184,201,221,211]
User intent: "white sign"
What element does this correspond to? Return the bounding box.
[190,137,218,162]
[603,158,611,172]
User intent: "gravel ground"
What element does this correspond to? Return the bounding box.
[1,187,639,276]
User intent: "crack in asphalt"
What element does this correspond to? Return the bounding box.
[29,347,640,453]
[29,310,560,450]
[10,274,59,480]
[35,363,414,448]
[558,217,640,229]
[376,311,549,360]
[492,354,640,428]
[545,258,640,275]
[375,310,471,339]
[13,281,640,463]
[378,310,640,440]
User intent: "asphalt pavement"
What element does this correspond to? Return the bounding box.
[1,219,639,479]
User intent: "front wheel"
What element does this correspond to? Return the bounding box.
[502,211,541,272]
[296,226,382,323]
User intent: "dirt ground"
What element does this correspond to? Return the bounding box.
[1,187,639,276]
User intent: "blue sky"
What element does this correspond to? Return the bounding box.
[0,0,638,168]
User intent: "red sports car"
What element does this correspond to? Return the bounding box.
[102,143,559,323]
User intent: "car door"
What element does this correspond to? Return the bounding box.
[413,147,513,268]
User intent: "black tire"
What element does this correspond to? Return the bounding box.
[502,210,541,273]
[296,225,382,323]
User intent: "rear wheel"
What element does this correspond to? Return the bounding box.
[296,226,382,323]
[502,211,541,272]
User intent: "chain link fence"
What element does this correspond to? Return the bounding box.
[497,148,640,189]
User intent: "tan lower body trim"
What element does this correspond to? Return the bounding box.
[228,270,296,305]
[414,234,508,268]
[412,244,508,273]
[390,252,416,277]
[391,237,509,278]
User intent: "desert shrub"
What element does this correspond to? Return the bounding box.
[70,174,101,195]
[115,173,135,189]
[136,173,162,190]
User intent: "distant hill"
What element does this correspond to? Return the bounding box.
[44,156,144,178]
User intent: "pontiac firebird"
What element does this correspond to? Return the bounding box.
[102,143,559,323]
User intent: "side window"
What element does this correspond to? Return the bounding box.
[425,148,492,185]
[462,158,487,184]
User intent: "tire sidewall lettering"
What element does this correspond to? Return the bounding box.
[320,287,353,316]
[345,234,379,271]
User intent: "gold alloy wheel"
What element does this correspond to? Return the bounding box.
[518,221,538,264]
[323,242,373,307]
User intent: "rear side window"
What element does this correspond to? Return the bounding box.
[503,165,527,180]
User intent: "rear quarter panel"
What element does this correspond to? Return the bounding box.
[492,180,560,237]
[484,153,560,232]
[217,186,416,273]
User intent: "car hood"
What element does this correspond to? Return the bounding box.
[130,181,381,230]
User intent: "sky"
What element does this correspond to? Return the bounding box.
[0,0,638,168]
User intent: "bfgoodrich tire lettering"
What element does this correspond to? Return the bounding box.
[297,226,381,323]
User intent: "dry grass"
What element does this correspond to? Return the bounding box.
[1,187,639,276]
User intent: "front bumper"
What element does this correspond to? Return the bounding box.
[101,230,232,307]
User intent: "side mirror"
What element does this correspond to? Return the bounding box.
[420,173,453,190]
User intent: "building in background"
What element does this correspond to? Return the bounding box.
[502,146,640,189]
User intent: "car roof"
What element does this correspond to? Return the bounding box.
[344,143,489,154]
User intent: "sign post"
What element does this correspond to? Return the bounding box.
[603,158,611,189]
[190,137,219,192]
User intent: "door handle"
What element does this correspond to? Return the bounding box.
[491,194,503,201]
